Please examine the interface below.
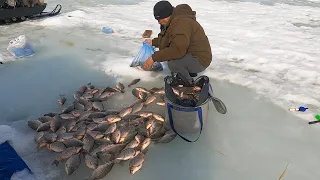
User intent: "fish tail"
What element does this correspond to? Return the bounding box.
[51,160,59,166]
[141,148,149,154]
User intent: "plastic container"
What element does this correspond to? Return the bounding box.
[101,26,114,34]
[7,35,35,58]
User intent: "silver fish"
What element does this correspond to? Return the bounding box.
[124,139,140,150]
[119,107,132,118]
[83,133,95,153]
[87,130,104,139]
[87,162,114,180]
[61,104,75,114]
[154,88,165,95]
[131,102,144,114]
[63,138,83,148]
[65,153,81,175]
[128,79,140,87]
[50,115,62,132]
[155,130,177,144]
[129,153,145,175]
[47,142,66,152]
[39,116,54,123]
[60,114,76,120]
[149,87,160,94]
[35,132,45,143]
[99,91,115,99]
[132,89,147,100]
[58,96,67,105]
[134,87,150,94]
[36,121,51,132]
[106,115,121,124]
[66,121,77,132]
[56,133,75,142]
[43,133,58,143]
[114,148,140,161]
[134,134,145,143]
[85,154,98,169]
[91,144,126,155]
[144,94,157,105]
[135,111,153,118]
[92,117,108,124]
[93,101,104,111]
[78,85,87,94]
[156,101,165,106]
[140,138,151,151]
[86,82,95,90]
[111,129,121,144]
[74,102,85,111]
[52,147,82,166]
[119,128,130,143]
[96,152,113,163]
[56,126,67,135]
[152,113,165,122]
[116,82,125,91]
[104,123,117,135]
[92,123,109,132]
[74,91,82,101]
[28,120,42,131]
[89,112,108,118]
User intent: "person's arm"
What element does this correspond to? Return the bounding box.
[152,21,192,62]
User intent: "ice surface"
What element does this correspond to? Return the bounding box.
[24,0,320,121]
[0,0,320,179]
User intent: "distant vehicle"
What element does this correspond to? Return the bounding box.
[0,0,61,24]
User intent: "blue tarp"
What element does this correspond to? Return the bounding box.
[0,141,32,180]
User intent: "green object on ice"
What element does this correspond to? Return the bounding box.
[316,114,320,121]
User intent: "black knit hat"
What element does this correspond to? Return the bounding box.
[153,1,174,20]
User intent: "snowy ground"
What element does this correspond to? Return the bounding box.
[0,0,320,179]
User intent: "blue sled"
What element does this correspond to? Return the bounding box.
[0,141,33,180]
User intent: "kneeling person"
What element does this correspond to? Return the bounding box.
[143,1,212,84]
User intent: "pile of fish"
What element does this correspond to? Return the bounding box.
[27,78,179,179]
[172,85,202,101]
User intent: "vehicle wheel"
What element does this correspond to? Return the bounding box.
[12,17,17,22]
[20,16,26,21]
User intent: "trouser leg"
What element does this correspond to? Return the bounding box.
[167,54,206,83]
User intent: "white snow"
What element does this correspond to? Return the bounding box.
[0,0,320,179]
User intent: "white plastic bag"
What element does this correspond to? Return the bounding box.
[7,35,35,58]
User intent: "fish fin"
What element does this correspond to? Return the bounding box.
[118,160,125,167]
[51,160,59,166]
[141,148,149,154]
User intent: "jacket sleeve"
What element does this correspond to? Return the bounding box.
[152,37,159,48]
[152,22,192,62]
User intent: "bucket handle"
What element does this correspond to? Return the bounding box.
[167,103,203,142]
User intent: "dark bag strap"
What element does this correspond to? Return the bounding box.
[166,103,203,142]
